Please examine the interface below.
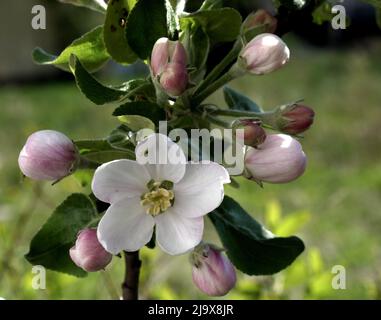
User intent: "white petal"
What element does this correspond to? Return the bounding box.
[97,197,154,254]
[173,162,230,218]
[155,212,203,255]
[91,159,150,204]
[135,133,186,183]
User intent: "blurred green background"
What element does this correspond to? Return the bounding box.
[1,0,381,299]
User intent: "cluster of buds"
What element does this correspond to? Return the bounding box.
[151,37,188,97]
[190,243,236,296]
[70,228,112,272]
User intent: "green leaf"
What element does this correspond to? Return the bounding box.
[117,115,156,131]
[113,101,166,125]
[186,26,210,82]
[180,8,242,43]
[104,0,138,64]
[223,86,262,112]
[107,124,136,150]
[69,55,125,104]
[75,139,135,163]
[209,196,305,275]
[312,2,334,25]
[32,26,109,72]
[376,8,381,29]
[25,194,99,277]
[126,0,168,59]
[69,55,153,105]
[58,0,107,13]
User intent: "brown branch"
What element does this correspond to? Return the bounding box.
[122,251,141,300]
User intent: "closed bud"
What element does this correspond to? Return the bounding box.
[239,33,290,75]
[234,120,266,147]
[279,104,315,135]
[242,9,277,34]
[244,134,306,183]
[18,130,78,181]
[70,229,112,272]
[151,37,188,96]
[190,243,236,296]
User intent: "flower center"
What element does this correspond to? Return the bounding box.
[141,180,174,216]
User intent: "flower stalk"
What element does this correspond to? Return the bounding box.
[122,251,141,300]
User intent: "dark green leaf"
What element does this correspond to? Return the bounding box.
[58,0,107,13]
[25,194,99,277]
[69,55,126,105]
[186,26,210,82]
[113,101,166,125]
[70,56,153,105]
[209,196,305,275]
[32,26,109,72]
[223,86,262,112]
[180,8,242,43]
[75,139,135,162]
[104,0,137,64]
[376,8,381,29]
[126,0,168,59]
[107,124,135,150]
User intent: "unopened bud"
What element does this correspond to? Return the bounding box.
[18,130,78,181]
[279,104,315,135]
[151,37,188,96]
[244,134,306,183]
[242,9,277,34]
[234,120,266,147]
[239,33,290,75]
[191,243,236,296]
[70,229,112,272]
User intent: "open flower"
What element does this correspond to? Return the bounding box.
[92,134,230,255]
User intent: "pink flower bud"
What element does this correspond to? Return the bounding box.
[242,9,277,34]
[191,244,236,296]
[240,33,290,75]
[70,229,112,272]
[244,134,306,183]
[151,37,188,96]
[18,130,78,181]
[159,62,188,97]
[234,120,267,147]
[280,104,315,135]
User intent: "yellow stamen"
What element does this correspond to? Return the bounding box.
[141,187,174,216]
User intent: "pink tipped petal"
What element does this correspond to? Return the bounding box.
[135,133,186,183]
[151,37,169,76]
[245,134,306,183]
[173,162,230,218]
[155,212,204,255]
[69,228,112,272]
[97,197,155,254]
[18,130,77,181]
[91,159,151,204]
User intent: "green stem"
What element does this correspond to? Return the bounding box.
[193,72,235,105]
[208,108,274,123]
[193,41,242,97]
[78,156,100,170]
[205,114,231,128]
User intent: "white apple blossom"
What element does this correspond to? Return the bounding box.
[92,134,230,255]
